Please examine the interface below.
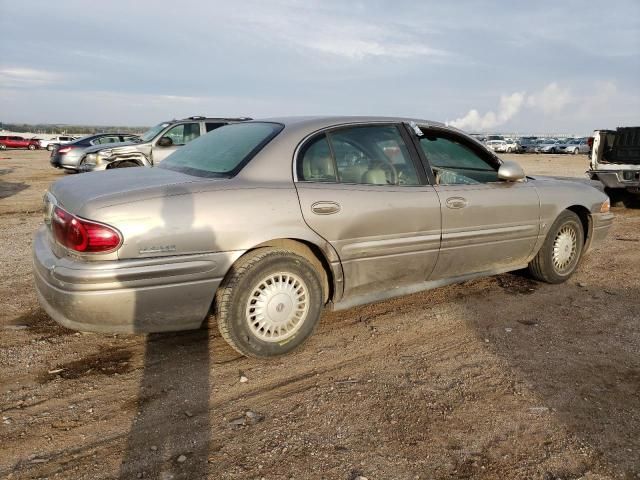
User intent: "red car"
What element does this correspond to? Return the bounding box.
[0,135,40,150]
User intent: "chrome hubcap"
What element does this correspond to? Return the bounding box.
[246,272,309,342]
[552,226,577,272]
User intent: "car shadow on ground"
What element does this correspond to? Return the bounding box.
[118,185,216,479]
[0,180,29,200]
[463,282,640,477]
[118,329,211,479]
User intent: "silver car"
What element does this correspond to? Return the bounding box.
[78,116,250,172]
[562,138,590,155]
[33,117,613,358]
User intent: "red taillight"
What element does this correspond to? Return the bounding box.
[51,206,121,253]
[57,146,74,154]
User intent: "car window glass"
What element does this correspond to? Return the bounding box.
[419,133,499,185]
[158,122,283,178]
[299,136,337,183]
[329,125,420,185]
[205,122,225,132]
[162,123,200,146]
[97,136,121,144]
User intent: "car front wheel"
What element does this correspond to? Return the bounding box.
[573,148,579,155]
[28,144,36,150]
[528,210,584,284]
[215,248,324,358]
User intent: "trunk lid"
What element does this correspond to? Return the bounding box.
[49,167,204,216]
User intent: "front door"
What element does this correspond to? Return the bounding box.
[415,127,540,279]
[294,124,441,301]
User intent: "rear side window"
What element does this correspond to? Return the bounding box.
[299,136,336,182]
[298,125,420,186]
[158,122,283,178]
[205,122,226,132]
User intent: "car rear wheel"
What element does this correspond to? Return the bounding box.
[0,144,6,150]
[215,248,324,358]
[28,144,36,150]
[507,147,512,153]
[573,148,579,155]
[528,210,584,284]
[47,145,54,151]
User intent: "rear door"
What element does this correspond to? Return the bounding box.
[415,127,540,279]
[294,123,441,301]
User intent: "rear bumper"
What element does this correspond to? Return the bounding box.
[589,170,640,192]
[32,226,240,333]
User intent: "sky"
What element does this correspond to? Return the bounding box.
[0,0,639,133]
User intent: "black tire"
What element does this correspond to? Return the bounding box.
[215,248,324,358]
[113,160,139,168]
[528,210,584,284]
[605,187,628,207]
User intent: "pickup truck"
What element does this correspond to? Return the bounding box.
[0,135,40,150]
[39,135,77,151]
[589,126,640,206]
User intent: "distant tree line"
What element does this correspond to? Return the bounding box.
[0,122,148,135]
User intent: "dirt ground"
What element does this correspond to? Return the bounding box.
[1,150,638,480]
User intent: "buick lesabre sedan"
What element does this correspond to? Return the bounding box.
[33,117,613,358]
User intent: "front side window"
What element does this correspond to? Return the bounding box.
[162,122,201,146]
[419,132,499,185]
[158,122,283,178]
[298,125,420,186]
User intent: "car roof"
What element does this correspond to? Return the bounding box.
[253,115,445,131]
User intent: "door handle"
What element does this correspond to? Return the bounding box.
[445,197,468,209]
[311,201,341,215]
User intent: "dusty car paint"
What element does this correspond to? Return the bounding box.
[33,116,613,334]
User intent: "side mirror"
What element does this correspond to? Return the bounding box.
[498,160,526,182]
[158,136,173,147]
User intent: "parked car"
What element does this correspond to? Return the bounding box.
[33,116,613,358]
[77,116,251,172]
[502,138,521,153]
[50,133,140,172]
[39,135,77,151]
[517,137,538,153]
[485,139,507,152]
[0,135,40,150]
[562,138,590,155]
[536,139,563,153]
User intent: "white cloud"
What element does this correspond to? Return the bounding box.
[448,92,525,131]
[0,67,62,88]
[526,82,572,114]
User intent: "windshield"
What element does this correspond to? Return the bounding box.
[139,123,170,142]
[158,122,284,178]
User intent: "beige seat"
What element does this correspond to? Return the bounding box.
[361,168,388,185]
[339,164,367,183]
[303,154,335,181]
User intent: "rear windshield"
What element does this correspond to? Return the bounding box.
[158,122,283,178]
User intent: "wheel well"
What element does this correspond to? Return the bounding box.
[248,239,334,303]
[106,159,143,169]
[566,205,591,247]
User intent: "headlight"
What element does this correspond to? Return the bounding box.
[600,199,610,213]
